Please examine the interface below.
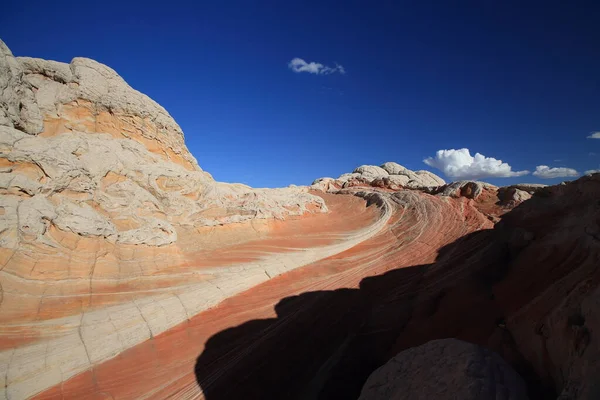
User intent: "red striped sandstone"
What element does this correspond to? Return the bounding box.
[30,190,496,399]
[0,39,332,398]
[2,39,599,400]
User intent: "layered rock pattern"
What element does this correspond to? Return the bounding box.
[0,40,334,399]
[311,161,446,192]
[33,187,496,399]
[1,39,598,400]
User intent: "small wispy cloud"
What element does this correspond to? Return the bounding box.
[587,131,600,139]
[585,169,600,175]
[532,165,579,179]
[423,148,529,180]
[288,58,345,75]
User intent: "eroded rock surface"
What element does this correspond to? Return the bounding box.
[312,162,446,192]
[0,42,43,134]
[0,39,331,399]
[1,39,598,400]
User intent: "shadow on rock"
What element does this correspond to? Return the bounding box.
[195,236,553,399]
[195,176,600,399]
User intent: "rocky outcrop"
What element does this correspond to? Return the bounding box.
[490,174,600,400]
[0,40,332,399]
[312,164,544,218]
[2,39,598,400]
[24,172,600,400]
[0,41,43,134]
[497,184,546,207]
[312,168,514,223]
[312,162,446,192]
[359,339,529,400]
[17,53,197,169]
[429,180,495,199]
[381,162,446,187]
[0,39,328,250]
[498,187,532,206]
[353,165,389,181]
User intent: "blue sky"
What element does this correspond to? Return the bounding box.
[2,1,600,187]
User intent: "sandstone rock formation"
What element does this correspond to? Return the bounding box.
[0,39,332,399]
[183,175,597,400]
[0,42,43,135]
[312,166,528,225]
[312,162,446,192]
[312,164,540,213]
[1,39,598,400]
[430,180,494,199]
[496,184,546,207]
[358,339,529,400]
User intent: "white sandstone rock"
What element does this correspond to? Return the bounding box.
[353,165,389,181]
[0,39,328,248]
[0,41,43,134]
[53,201,116,238]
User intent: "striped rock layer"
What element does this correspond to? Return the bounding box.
[1,40,598,400]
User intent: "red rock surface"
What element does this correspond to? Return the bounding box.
[33,189,498,399]
[33,175,600,400]
[3,40,599,400]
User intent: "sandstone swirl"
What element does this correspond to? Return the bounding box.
[1,40,598,400]
[0,39,338,398]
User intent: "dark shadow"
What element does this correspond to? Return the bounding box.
[195,196,560,400]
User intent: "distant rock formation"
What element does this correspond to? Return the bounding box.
[496,184,546,207]
[312,165,545,224]
[359,339,529,400]
[312,161,446,192]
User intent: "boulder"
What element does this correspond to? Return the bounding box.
[359,339,529,400]
[414,169,446,186]
[498,187,532,206]
[380,161,409,175]
[434,181,496,200]
[353,165,389,181]
[380,162,445,188]
[313,163,445,192]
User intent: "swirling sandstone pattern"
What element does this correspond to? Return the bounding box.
[1,40,598,400]
[0,39,332,399]
[30,189,497,399]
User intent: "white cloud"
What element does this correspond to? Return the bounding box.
[585,169,600,175]
[288,58,345,75]
[587,132,600,139]
[532,165,579,179]
[423,148,529,180]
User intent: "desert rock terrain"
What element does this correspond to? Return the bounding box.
[1,40,598,400]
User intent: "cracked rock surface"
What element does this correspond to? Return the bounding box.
[0,39,333,399]
[1,38,599,400]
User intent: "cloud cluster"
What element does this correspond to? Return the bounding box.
[421,130,599,182]
[288,58,345,75]
[587,132,600,139]
[423,148,529,180]
[532,165,579,179]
